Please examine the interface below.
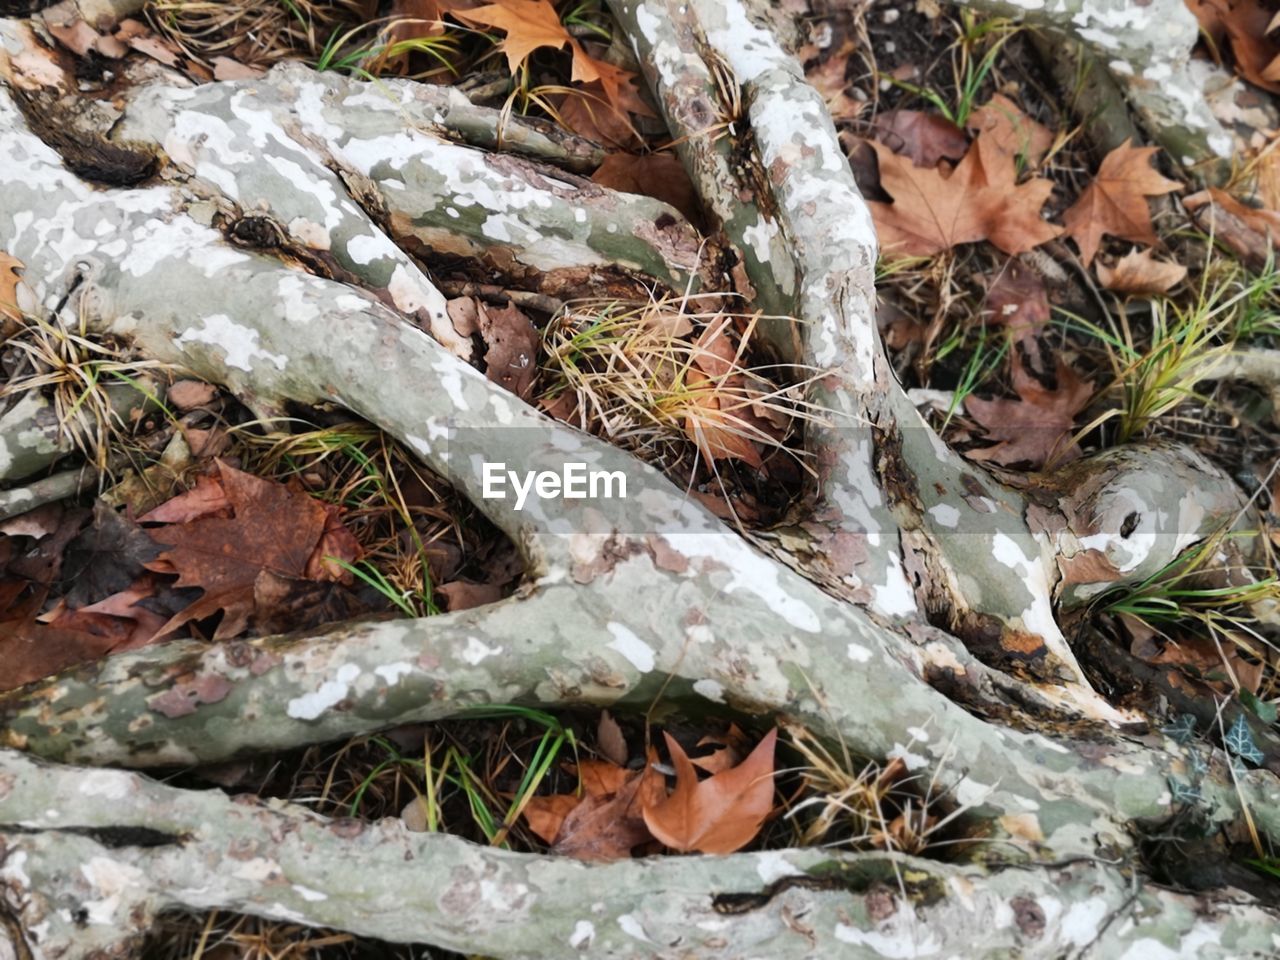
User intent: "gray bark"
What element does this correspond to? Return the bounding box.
[1,1,1278,957]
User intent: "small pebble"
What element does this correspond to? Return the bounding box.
[883,9,901,23]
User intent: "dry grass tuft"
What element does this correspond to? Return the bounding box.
[538,291,827,477]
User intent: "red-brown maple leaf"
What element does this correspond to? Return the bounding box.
[144,460,358,640]
[869,131,1062,257]
[1062,141,1181,266]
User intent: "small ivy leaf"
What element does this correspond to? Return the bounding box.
[1189,751,1209,777]
[1225,714,1265,765]
[1161,714,1197,744]
[1240,690,1279,725]
[1168,778,1202,805]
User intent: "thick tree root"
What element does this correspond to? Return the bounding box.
[2,748,1278,959]
[2,1,1280,955]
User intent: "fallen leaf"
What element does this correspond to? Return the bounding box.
[0,503,64,540]
[45,19,127,59]
[597,710,628,766]
[167,380,218,411]
[965,357,1094,469]
[479,301,539,399]
[872,110,968,168]
[458,0,572,74]
[522,793,580,843]
[869,132,1062,257]
[690,723,749,774]
[1185,187,1280,269]
[1062,141,1181,266]
[140,473,230,524]
[982,259,1050,343]
[211,57,266,80]
[524,751,665,861]
[1188,0,1280,92]
[0,252,31,332]
[0,616,120,692]
[555,85,641,149]
[1097,248,1188,295]
[143,460,359,640]
[966,94,1054,167]
[61,501,162,608]
[642,728,776,854]
[437,579,504,610]
[592,153,700,225]
[683,320,764,467]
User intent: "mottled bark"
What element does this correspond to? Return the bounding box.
[4,748,1278,960]
[1,1,1279,957]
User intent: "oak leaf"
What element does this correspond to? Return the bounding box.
[1061,141,1180,266]
[869,132,1062,257]
[1097,249,1188,295]
[965,357,1093,469]
[642,728,776,854]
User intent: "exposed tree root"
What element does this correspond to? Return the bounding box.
[1,0,1279,956]
[4,748,1279,959]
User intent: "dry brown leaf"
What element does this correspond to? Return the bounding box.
[479,301,539,400]
[526,751,665,861]
[642,728,776,855]
[167,380,218,411]
[457,0,572,73]
[596,711,629,767]
[0,252,29,333]
[868,132,1062,257]
[1188,0,1280,92]
[965,358,1094,469]
[522,794,580,844]
[871,110,968,168]
[591,153,700,225]
[982,259,1050,343]
[966,94,1054,167]
[1061,141,1180,266]
[436,579,503,610]
[1096,249,1188,295]
[1185,187,1280,268]
[143,461,359,640]
[140,473,230,524]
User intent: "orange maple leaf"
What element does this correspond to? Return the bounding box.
[458,0,572,74]
[642,728,776,854]
[1062,140,1180,267]
[868,131,1062,257]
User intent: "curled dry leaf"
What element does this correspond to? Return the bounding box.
[1188,0,1280,92]
[522,753,664,861]
[1062,141,1180,266]
[596,710,629,767]
[642,728,777,855]
[1185,187,1280,270]
[1097,249,1188,295]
